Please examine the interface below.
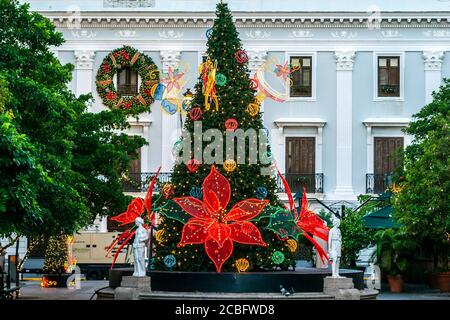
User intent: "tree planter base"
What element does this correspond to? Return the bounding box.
[150,268,364,293]
[41,274,72,288]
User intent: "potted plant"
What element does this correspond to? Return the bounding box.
[373,229,416,293]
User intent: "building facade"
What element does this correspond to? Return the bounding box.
[23,0,450,211]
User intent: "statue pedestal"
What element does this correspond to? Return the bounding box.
[114,276,151,300]
[323,276,360,300]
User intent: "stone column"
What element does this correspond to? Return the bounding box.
[333,51,356,200]
[74,50,95,111]
[248,50,268,116]
[423,51,444,104]
[160,50,181,172]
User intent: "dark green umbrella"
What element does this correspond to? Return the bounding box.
[363,205,401,229]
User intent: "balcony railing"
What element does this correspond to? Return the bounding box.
[123,172,172,192]
[366,173,393,194]
[276,173,324,194]
[124,172,324,194]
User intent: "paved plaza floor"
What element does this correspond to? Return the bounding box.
[15,280,450,300]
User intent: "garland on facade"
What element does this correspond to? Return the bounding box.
[96,46,159,113]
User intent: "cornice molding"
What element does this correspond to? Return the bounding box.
[41,11,450,29]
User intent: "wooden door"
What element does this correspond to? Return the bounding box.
[285,137,315,192]
[374,137,403,193]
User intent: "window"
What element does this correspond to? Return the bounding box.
[117,67,138,95]
[378,57,400,97]
[290,56,312,97]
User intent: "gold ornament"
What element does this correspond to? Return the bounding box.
[235,258,250,272]
[155,230,167,244]
[391,183,404,194]
[162,183,174,199]
[246,102,260,117]
[286,239,298,253]
[223,159,237,172]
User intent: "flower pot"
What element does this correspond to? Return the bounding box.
[387,274,404,293]
[435,272,450,292]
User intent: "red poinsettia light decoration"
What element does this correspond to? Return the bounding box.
[277,169,331,265]
[174,166,268,272]
[105,167,161,268]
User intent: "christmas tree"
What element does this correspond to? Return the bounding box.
[153,2,298,272]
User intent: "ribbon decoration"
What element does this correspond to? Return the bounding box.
[276,169,331,265]
[199,58,219,112]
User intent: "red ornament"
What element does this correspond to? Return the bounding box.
[277,169,331,265]
[101,63,111,73]
[235,50,249,64]
[107,168,161,268]
[189,107,203,121]
[106,92,117,101]
[174,166,269,272]
[122,100,132,109]
[186,159,201,173]
[250,78,259,90]
[225,118,238,131]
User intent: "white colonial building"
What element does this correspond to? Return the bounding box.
[20,0,450,218]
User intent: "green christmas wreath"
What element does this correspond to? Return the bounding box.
[96,46,159,113]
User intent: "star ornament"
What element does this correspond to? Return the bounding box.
[174,166,268,272]
[274,61,298,82]
[160,67,184,93]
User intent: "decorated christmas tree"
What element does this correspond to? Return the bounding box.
[152,2,299,272]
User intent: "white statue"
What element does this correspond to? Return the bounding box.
[133,217,150,277]
[328,217,343,278]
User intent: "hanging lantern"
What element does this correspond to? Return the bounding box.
[223,159,237,172]
[189,107,203,121]
[182,88,194,111]
[286,239,298,253]
[235,50,249,64]
[186,159,201,173]
[235,258,250,272]
[225,118,238,131]
[246,102,260,117]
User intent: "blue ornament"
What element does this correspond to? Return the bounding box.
[161,99,178,115]
[189,187,203,199]
[206,28,213,38]
[163,254,176,269]
[256,187,268,199]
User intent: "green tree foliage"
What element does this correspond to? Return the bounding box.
[0,0,145,242]
[340,206,376,268]
[393,79,450,271]
[154,2,296,271]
